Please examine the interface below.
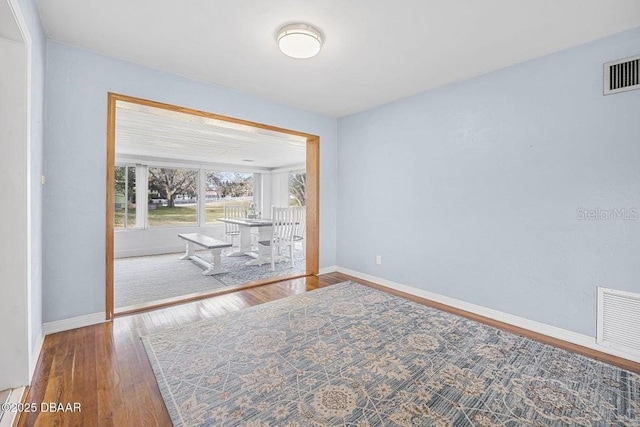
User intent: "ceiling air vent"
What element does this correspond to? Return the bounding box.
[604,55,640,95]
[597,287,640,357]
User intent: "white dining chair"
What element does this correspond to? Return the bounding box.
[292,206,306,257]
[257,206,295,271]
[223,204,246,249]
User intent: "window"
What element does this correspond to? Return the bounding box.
[114,165,136,229]
[205,171,254,223]
[289,171,306,206]
[114,164,259,229]
[147,167,198,227]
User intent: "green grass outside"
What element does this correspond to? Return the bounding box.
[114,210,136,228]
[115,200,252,229]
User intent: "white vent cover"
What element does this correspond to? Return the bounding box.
[604,54,640,95]
[597,287,640,356]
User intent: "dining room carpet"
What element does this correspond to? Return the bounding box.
[141,281,640,426]
[114,250,305,309]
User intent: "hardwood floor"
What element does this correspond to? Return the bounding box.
[18,272,640,426]
[18,273,345,427]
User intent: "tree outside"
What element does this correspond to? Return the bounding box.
[114,165,136,204]
[114,165,136,228]
[116,168,258,228]
[148,168,198,207]
[206,172,253,198]
[205,172,253,223]
[289,172,306,206]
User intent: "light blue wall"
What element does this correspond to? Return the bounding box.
[19,0,46,355]
[337,27,640,337]
[43,41,337,322]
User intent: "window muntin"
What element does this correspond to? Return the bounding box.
[114,165,137,229]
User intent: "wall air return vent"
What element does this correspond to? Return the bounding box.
[604,55,640,95]
[597,287,640,357]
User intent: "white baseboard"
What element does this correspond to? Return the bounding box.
[0,386,25,427]
[29,331,44,380]
[337,266,640,364]
[42,312,106,335]
[318,265,338,275]
[115,246,184,259]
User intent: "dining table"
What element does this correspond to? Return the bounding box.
[217,217,272,266]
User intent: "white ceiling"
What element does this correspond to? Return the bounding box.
[0,0,23,42]
[115,101,306,169]
[37,0,640,117]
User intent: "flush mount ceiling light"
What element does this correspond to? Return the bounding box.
[277,23,323,59]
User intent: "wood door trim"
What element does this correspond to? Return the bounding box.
[105,93,321,320]
[305,136,320,275]
[114,273,310,318]
[106,94,116,320]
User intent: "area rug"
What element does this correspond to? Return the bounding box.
[115,254,228,308]
[212,250,306,288]
[114,250,305,309]
[141,281,640,426]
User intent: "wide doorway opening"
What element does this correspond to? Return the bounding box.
[106,94,319,317]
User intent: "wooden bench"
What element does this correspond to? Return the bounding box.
[178,233,232,275]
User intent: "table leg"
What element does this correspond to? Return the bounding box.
[239,227,252,253]
[201,248,226,275]
[227,227,253,257]
[179,241,194,260]
[245,226,273,266]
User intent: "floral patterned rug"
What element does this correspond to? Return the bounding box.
[141,281,640,426]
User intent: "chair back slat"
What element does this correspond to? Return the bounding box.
[271,206,295,244]
[292,206,306,239]
[224,204,246,235]
[257,206,296,270]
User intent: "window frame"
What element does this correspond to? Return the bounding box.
[115,160,260,231]
[114,162,138,230]
[146,165,200,229]
[203,169,256,225]
[288,169,307,207]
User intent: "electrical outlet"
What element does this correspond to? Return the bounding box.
[375,255,382,265]
[41,175,46,185]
